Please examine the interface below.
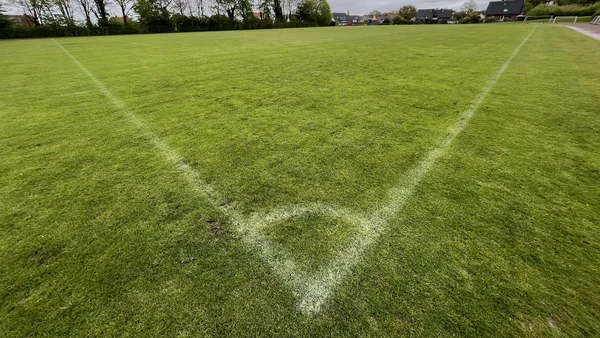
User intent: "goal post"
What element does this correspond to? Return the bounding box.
[524,15,594,24]
[523,15,553,24]
[550,16,579,24]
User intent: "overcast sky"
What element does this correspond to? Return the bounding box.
[329,0,490,14]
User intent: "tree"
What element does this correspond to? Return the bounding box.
[215,0,236,20]
[452,10,468,20]
[11,0,45,26]
[134,0,173,32]
[0,2,12,30]
[258,0,273,18]
[315,0,330,25]
[398,4,416,20]
[296,0,316,22]
[54,0,76,26]
[237,0,252,21]
[92,0,110,26]
[461,0,478,13]
[284,0,299,20]
[272,0,283,20]
[170,0,187,15]
[114,0,134,24]
[191,0,204,16]
[296,0,330,25]
[76,0,93,26]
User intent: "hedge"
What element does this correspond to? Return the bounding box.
[527,2,600,16]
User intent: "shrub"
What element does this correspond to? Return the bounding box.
[382,18,391,25]
[528,2,600,17]
[452,11,469,20]
[393,17,413,24]
[484,16,496,23]
[329,21,336,26]
[527,3,552,16]
[460,14,481,24]
[415,18,435,24]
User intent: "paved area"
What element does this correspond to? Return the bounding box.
[564,24,600,41]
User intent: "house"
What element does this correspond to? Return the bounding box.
[484,0,524,20]
[332,12,349,25]
[415,9,453,22]
[4,14,36,26]
[416,9,453,21]
[369,14,380,25]
[348,15,362,25]
[377,14,397,23]
[333,12,363,25]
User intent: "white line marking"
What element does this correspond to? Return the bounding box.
[292,26,538,314]
[59,90,94,97]
[52,26,536,315]
[52,37,306,307]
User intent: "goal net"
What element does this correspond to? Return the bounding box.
[523,15,553,24]
[549,16,580,24]
[592,16,600,25]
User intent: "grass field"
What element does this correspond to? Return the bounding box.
[1,24,599,336]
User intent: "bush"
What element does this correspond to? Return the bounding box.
[460,14,481,24]
[393,17,413,24]
[528,2,600,17]
[415,18,435,24]
[382,18,391,25]
[0,11,331,39]
[484,16,496,23]
[329,21,336,26]
[452,11,469,20]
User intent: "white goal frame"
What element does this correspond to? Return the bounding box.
[550,16,580,24]
[523,15,553,24]
[592,16,600,25]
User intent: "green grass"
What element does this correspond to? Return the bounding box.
[1,25,599,336]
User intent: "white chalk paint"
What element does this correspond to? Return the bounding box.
[52,26,536,315]
[59,90,94,97]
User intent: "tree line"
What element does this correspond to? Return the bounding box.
[2,0,600,39]
[0,0,333,38]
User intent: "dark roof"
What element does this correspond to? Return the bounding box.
[332,13,348,21]
[377,14,397,21]
[416,9,453,19]
[485,0,524,16]
[5,14,36,26]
